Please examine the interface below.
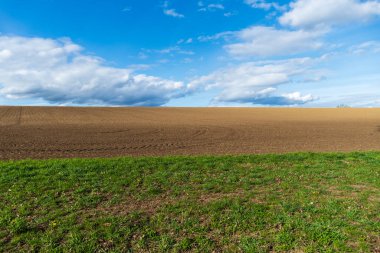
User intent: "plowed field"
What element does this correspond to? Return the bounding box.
[0,106,379,159]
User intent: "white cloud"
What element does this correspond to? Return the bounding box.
[163,9,184,18]
[196,2,234,16]
[245,0,287,11]
[143,46,194,55]
[350,41,380,54]
[207,4,225,10]
[225,26,325,57]
[280,0,380,28]
[127,64,151,71]
[177,38,193,44]
[198,3,225,12]
[198,31,235,42]
[281,92,314,103]
[188,57,318,105]
[223,12,237,17]
[0,36,186,106]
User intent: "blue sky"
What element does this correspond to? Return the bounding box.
[0,0,379,107]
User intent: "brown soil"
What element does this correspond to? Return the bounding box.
[0,106,379,160]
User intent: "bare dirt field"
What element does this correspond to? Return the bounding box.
[0,106,379,160]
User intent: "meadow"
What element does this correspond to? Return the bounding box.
[1,152,379,252]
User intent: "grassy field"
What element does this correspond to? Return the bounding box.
[0,153,379,252]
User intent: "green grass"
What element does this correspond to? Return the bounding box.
[0,152,379,252]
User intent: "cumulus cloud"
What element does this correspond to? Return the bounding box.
[213,91,314,105]
[225,26,325,57]
[244,0,286,11]
[0,36,186,106]
[280,0,380,28]
[188,57,318,105]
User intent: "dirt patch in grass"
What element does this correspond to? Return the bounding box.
[197,190,246,203]
[327,184,380,202]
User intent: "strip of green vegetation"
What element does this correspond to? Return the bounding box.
[0,152,379,252]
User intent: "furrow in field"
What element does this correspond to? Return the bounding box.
[0,107,380,159]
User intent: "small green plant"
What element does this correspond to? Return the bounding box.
[9,217,28,234]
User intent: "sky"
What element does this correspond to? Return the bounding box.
[0,0,379,107]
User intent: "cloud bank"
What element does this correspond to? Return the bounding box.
[0,36,185,106]
[188,58,318,105]
[0,35,321,106]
